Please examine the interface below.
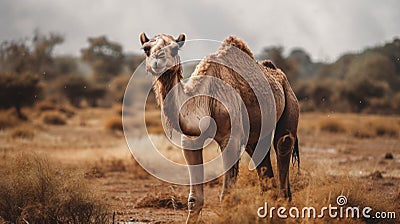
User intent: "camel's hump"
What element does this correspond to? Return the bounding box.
[223,36,254,59]
[261,60,277,70]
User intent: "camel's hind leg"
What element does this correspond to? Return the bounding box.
[274,105,299,200]
[245,136,275,192]
[274,131,295,199]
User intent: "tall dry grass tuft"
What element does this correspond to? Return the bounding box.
[9,126,35,139]
[57,104,76,118]
[374,123,398,137]
[104,116,123,132]
[319,118,346,133]
[0,153,110,223]
[209,162,399,224]
[36,100,57,111]
[42,111,67,125]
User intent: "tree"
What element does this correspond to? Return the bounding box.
[0,72,41,119]
[109,75,130,103]
[85,84,106,107]
[58,75,106,107]
[0,31,64,78]
[0,40,32,73]
[59,75,88,107]
[125,54,145,74]
[341,78,388,112]
[30,31,64,77]
[81,36,124,83]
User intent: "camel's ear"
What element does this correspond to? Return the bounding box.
[175,33,186,48]
[139,32,150,46]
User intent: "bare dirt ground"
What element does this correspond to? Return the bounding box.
[0,107,399,223]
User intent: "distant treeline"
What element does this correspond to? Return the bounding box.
[258,39,400,114]
[1,31,399,119]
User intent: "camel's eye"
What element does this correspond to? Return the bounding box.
[171,46,178,56]
[143,46,151,56]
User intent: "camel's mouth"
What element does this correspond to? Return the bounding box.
[148,56,168,75]
[151,65,167,74]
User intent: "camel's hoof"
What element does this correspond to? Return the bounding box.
[278,190,292,202]
[186,208,201,224]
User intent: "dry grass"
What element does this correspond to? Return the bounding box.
[0,110,19,130]
[350,118,400,139]
[300,113,400,140]
[209,164,399,224]
[9,126,35,139]
[57,104,76,118]
[135,189,187,210]
[42,111,67,125]
[374,123,398,137]
[0,153,110,223]
[85,157,149,180]
[36,100,57,111]
[145,109,163,134]
[319,118,346,133]
[85,158,126,179]
[104,116,123,132]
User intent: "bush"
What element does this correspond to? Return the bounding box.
[319,118,346,133]
[109,75,130,103]
[351,128,375,139]
[104,116,123,132]
[374,123,398,137]
[58,75,88,107]
[10,126,34,139]
[0,72,42,119]
[42,111,67,125]
[0,153,110,223]
[81,36,124,83]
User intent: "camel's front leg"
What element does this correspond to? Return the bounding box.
[219,136,241,201]
[182,137,204,224]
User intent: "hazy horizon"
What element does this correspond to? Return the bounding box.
[1,0,399,62]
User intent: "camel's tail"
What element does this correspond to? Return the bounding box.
[292,137,300,173]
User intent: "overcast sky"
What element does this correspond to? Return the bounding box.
[1,0,399,62]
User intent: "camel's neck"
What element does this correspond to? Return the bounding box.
[153,64,183,106]
[152,64,185,132]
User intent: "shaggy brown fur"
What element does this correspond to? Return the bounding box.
[261,59,277,69]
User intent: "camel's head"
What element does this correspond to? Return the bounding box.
[139,32,185,75]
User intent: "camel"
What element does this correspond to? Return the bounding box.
[139,33,300,224]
